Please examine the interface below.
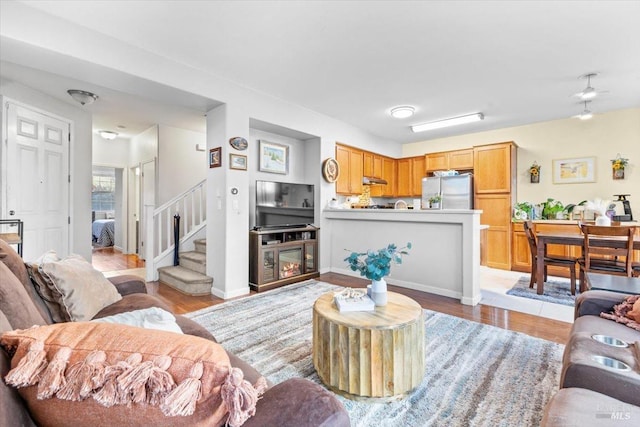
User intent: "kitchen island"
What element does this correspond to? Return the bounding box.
[323,208,483,305]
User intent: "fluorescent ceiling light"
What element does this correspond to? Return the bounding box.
[99,130,119,140]
[390,106,415,119]
[411,113,484,133]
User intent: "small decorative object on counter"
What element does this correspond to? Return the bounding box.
[428,195,442,209]
[611,154,628,180]
[344,242,412,306]
[514,202,533,220]
[528,161,541,183]
[586,198,612,225]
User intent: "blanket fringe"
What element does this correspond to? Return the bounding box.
[37,347,72,399]
[160,361,203,416]
[5,340,47,387]
[56,350,107,401]
[93,353,142,407]
[147,355,176,405]
[221,367,266,427]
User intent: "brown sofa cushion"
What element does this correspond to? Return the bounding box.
[0,309,37,427]
[28,254,123,322]
[1,322,264,427]
[0,262,47,329]
[0,239,52,323]
[542,388,640,427]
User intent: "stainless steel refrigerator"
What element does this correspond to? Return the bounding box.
[421,174,473,210]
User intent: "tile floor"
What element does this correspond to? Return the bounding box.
[479,266,574,323]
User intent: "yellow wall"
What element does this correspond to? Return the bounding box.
[403,108,640,219]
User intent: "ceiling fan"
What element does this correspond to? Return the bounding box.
[573,73,608,100]
[574,100,593,120]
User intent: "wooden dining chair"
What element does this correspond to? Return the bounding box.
[578,224,637,291]
[523,221,578,295]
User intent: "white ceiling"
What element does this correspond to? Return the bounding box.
[4,1,640,143]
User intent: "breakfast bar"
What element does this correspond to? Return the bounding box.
[323,208,483,305]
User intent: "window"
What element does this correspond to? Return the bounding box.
[92,166,115,212]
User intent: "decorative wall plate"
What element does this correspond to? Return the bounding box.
[322,157,340,183]
[229,136,248,151]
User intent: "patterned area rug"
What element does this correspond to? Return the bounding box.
[186,280,563,427]
[506,276,575,306]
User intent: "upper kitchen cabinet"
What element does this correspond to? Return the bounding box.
[363,152,383,179]
[448,149,474,170]
[336,144,364,195]
[425,149,474,172]
[371,156,396,197]
[473,142,517,194]
[396,156,425,197]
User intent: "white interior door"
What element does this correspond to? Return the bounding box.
[139,158,156,260]
[4,102,70,261]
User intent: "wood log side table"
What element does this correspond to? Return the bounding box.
[312,291,425,401]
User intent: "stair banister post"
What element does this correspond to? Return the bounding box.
[144,204,157,281]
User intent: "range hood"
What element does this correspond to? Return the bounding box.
[362,176,388,185]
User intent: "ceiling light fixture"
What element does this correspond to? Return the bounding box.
[67,89,98,105]
[99,130,119,140]
[411,113,484,133]
[577,101,593,121]
[574,73,607,100]
[390,106,415,119]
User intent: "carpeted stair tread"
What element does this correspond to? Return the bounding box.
[194,239,206,254]
[158,265,212,295]
[179,251,206,274]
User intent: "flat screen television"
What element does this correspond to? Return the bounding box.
[255,180,314,229]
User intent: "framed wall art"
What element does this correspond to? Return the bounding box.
[259,140,289,174]
[230,154,247,170]
[552,156,596,184]
[209,147,222,168]
[322,157,340,183]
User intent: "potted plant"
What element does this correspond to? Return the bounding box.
[344,243,412,306]
[611,154,628,180]
[528,161,541,183]
[541,198,564,219]
[428,195,442,209]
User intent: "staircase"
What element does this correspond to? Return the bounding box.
[157,239,212,295]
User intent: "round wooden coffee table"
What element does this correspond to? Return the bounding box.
[312,291,425,401]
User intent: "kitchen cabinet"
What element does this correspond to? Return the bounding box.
[397,156,425,197]
[336,144,363,195]
[371,156,396,197]
[476,194,513,269]
[448,149,474,170]
[412,156,426,196]
[474,142,516,194]
[425,149,474,172]
[425,152,448,171]
[363,152,382,178]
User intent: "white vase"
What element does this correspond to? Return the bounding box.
[595,215,611,226]
[369,278,388,306]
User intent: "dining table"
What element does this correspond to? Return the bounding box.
[534,232,640,295]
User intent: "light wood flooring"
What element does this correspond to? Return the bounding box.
[92,249,571,344]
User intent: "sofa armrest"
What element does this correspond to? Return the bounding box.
[243,378,350,427]
[107,275,147,296]
[575,290,632,319]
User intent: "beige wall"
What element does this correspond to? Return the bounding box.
[403,108,640,219]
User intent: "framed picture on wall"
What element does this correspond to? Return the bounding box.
[552,156,596,184]
[230,154,247,170]
[259,140,289,174]
[209,147,222,168]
